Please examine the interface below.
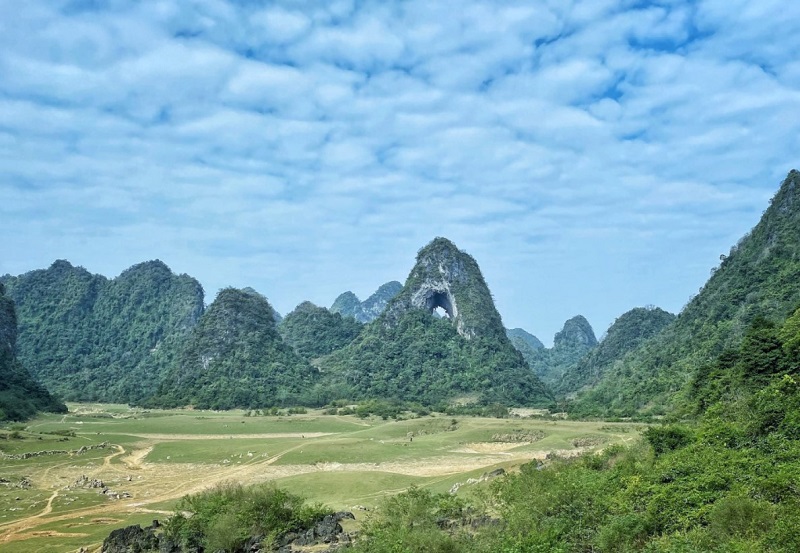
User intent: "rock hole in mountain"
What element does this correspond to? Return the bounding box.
[426,291,453,319]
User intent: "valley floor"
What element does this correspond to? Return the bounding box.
[0,404,638,552]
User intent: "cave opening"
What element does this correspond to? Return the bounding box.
[426,291,453,319]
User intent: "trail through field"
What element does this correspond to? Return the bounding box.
[122,432,336,440]
[0,413,631,552]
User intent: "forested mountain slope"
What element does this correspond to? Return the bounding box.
[573,169,800,416]
[557,306,675,396]
[279,301,363,359]
[150,288,319,409]
[2,260,204,403]
[0,283,66,421]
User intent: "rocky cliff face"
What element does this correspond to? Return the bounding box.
[554,316,598,349]
[383,238,505,341]
[359,281,403,322]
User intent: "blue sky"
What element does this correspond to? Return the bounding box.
[2,0,799,345]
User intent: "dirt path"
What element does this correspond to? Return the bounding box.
[0,416,622,550]
[122,432,336,440]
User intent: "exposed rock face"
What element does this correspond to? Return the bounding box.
[554,316,598,349]
[330,281,402,323]
[383,238,505,341]
[359,281,403,322]
[101,512,355,553]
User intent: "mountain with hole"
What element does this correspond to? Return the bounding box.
[322,237,553,406]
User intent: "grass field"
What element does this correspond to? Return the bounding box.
[0,404,643,552]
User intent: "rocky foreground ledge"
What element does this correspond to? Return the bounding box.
[102,511,355,553]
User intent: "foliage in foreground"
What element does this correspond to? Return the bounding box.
[351,309,800,552]
[165,482,328,552]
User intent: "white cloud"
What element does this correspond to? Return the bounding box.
[1,0,798,341]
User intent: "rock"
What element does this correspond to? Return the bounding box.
[102,524,159,553]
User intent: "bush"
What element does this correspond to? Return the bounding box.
[164,482,327,551]
[643,425,694,456]
[709,495,774,541]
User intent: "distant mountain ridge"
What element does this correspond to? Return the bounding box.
[330,281,402,323]
[518,315,598,387]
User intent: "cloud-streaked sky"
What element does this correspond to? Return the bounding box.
[2,0,799,344]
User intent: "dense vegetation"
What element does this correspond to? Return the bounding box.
[279,301,363,359]
[1,260,204,403]
[506,327,544,349]
[558,306,675,397]
[0,283,66,421]
[324,309,552,406]
[506,327,544,366]
[347,308,800,552]
[573,170,800,416]
[149,288,321,409]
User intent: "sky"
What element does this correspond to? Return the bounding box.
[2,0,799,345]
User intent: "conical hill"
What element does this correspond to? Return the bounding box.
[322,238,553,406]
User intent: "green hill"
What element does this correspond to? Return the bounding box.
[0,283,66,421]
[279,301,363,359]
[573,169,800,416]
[322,238,554,407]
[558,306,675,397]
[519,316,598,387]
[2,259,204,403]
[150,288,319,409]
[506,327,545,364]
